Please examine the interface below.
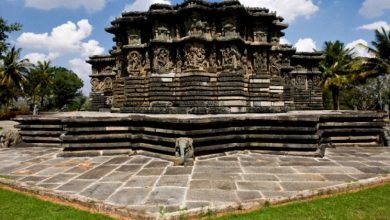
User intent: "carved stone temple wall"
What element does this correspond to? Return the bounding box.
[88,0,324,113]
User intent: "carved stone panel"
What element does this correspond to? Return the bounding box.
[154,25,171,41]
[91,78,104,92]
[101,66,113,74]
[104,77,113,91]
[183,43,208,71]
[127,28,141,45]
[253,51,268,73]
[127,51,142,75]
[295,75,307,90]
[269,53,282,75]
[220,46,241,70]
[222,23,237,38]
[187,18,209,37]
[153,47,172,74]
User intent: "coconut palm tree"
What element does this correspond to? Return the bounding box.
[320,41,354,110]
[25,60,53,110]
[353,27,390,81]
[0,46,29,107]
[351,27,390,109]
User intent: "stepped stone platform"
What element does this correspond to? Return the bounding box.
[14,111,388,165]
[0,147,389,219]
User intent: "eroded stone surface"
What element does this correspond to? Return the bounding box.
[0,146,389,217]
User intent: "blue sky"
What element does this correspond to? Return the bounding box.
[1,0,390,94]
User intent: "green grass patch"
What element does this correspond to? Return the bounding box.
[0,187,113,220]
[216,183,390,220]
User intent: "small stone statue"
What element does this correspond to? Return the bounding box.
[175,137,194,165]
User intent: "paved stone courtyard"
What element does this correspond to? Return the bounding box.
[0,147,389,218]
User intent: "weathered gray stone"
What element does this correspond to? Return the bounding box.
[145,187,186,205]
[108,188,150,205]
[236,181,281,191]
[81,183,122,200]
[125,176,159,188]
[157,175,189,187]
[77,165,117,179]
[57,180,94,192]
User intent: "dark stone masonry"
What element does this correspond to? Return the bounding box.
[88,0,323,114]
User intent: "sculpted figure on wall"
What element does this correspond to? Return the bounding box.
[254,31,267,42]
[253,51,268,73]
[101,66,113,74]
[127,28,141,45]
[269,53,282,75]
[242,49,253,77]
[127,51,142,75]
[184,44,208,71]
[91,78,104,92]
[222,23,237,38]
[104,77,113,91]
[221,46,241,70]
[153,47,172,73]
[188,18,209,36]
[155,26,171,40]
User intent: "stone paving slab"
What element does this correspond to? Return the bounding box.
[0,146,389,219]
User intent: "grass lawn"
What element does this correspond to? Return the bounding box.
[216,183,390,220]
[0,187,113,220]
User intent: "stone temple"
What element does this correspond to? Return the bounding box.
[88,0,323,114]
[14,0,388,164]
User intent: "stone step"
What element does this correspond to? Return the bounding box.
[329,136,380,142]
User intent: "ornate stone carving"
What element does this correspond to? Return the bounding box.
[222,23,237,37]
[175,137,194,165]
[254,31,267,42]
[106,96,113,105]
[269,53,282,75]
[254,51,268,73]
[127,51,142,75]
[184,44,208,71]
[295,75,307,90]
[154,26,171,40]
[313,75,321,86]
[176,50,183,73]
[102,66,113,74]
[188,18,209,36]
[153,47,172,74]
[104,77,113,91]
[91,78,104,92]
[127,28,141,45]
[221,46,241,70]
[242,49,253,76]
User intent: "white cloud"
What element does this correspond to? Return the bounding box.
[239,0,319,22]
[346,39,374,58]
[280,37,291,45]
[358,21,390,32]
[124,0,171,12]
[24,52,59,64]
[294,38,317,52]
[359,0,390,17]
[24,0,106,12]
[69,58,92,94]
[16,19,104,95]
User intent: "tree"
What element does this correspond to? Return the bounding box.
[0,17,22,57]
[0,47,29,107]
[320,41,354,110]
[24,61,54,110]
[50,67,83,110]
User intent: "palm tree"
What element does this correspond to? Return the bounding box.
[352,27,390,109]
[0,46,29,107]
[320,41,354,110]
[353,27,390,81]
[25,60,53,110]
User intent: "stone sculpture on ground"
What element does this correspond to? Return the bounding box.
[88,0,323,113]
